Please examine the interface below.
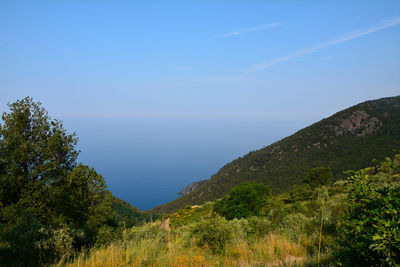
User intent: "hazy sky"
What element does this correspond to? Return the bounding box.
[1,1,399,209]
[1,0,399,119]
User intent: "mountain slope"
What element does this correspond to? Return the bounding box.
[112,196,159,227]
[151,96,400,214]
[178,180,207,195]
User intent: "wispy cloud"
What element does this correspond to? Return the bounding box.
[247,17,400,72]
[222,22,282,37]
[318,57,333,61]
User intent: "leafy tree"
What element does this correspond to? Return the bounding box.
[0,97,78,215]
[213,182,271,220]
[302,167,333,188]
[0,97,112,265]
[59,164,113,227]
[337,161,400,266]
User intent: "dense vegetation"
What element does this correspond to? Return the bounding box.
[66,154,400,266]
[1,97,399,266]
[0,98,154,266]
[112,197,159,228]
[213,182,271,220]
[152,96,400,214]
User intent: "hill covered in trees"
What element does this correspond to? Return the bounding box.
[66,154,400,266]
[1,96,399,266]
[151,96,400,214]
[112,196,159,228]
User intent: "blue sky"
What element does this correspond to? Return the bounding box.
[1,0,399,119]
[1,1,399,209]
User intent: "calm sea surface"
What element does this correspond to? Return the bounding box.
[63,117,311,210]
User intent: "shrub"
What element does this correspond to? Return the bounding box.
[279,213,313,238]
[229,217,271,241]
[127,221,167,242]
[245,216,272,238]
[288,183,313,202]
[94,225,122,248]
[35,225,74,263]
[0,207,44,266]
[303,167,333,188]
[213,182,271,220]
[189,216,233,254]
[337,168,400,266]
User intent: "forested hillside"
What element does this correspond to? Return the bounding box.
[152,96,400,214]
[112,196,159,228]
[67,154,400,266]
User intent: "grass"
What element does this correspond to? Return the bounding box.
[63,163,400,267]
[63,230,306,267]
[61,189,336,267]
[63,219,306,267]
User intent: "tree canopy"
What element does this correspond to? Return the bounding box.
[302,167,333,188]
[0,97,112,265]
[213,182,271,220]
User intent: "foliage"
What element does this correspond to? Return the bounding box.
[288,183,314,202]
[170,204,213,228]
[302,167,333,188]
[0,97,113,265]
[60,164,113,228]
[230,216,272,239]
[337,166,400,266]
[379,154,400,174]
[1,96,399,266]
[127,221,168,242]
[189,216,233,254]
[35,224,74,264]
[152,96,400,214]
[94,225,122,248]
[112,197,158,228]
[0,97,78,220]
[0,207,44,266]
[213,182,271,220]
[65,154,400,266]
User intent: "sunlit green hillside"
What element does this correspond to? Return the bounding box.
[65,155,400,267]
[152,96,400,214]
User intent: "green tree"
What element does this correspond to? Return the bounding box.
[337,161,400,266]
[59,164,113,227]
[0,97,112,265]
[302,167,333,189]
[0,97,78,215]
[213,182,271,220]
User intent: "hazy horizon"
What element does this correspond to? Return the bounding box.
[62,116,318,210]
[1,1,399,209]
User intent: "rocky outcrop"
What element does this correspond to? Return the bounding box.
[150,96,400,214]
[330,110,381,136]
[178,180,207,195]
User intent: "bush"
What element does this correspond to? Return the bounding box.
[94,225,122,248]
[230,217,271,240]
[35,225,74,263]
[127,221,167,243]
[213,182,271,220]
[189,216,233,254]
[288,183,314,202]
[337,167,400,266]
[279,213,315,238]
[303,167,333,188]
[245,216,272,238]
[0,207,44,266]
